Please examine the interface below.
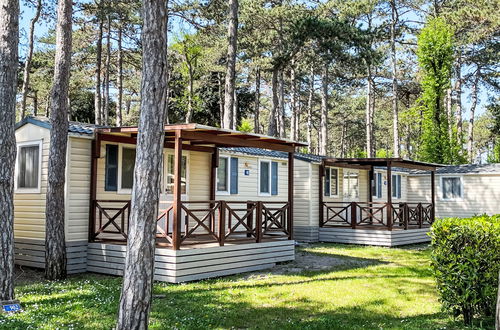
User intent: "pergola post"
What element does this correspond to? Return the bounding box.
[287,152,294,240]
[88,134,100,242]
[172,130,183,250]
[386,161,393,231]
[318,163,324,227]
[368,166,374,225]
[431,170,436,222]
[209,148,218,232]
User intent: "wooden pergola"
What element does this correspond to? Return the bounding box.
[88,124,307,249]
[319,158,443,230]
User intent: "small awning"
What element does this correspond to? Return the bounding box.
[322,158,444,171]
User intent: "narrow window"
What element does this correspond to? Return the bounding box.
[372,173,382,198]
[105,144,118,191]
[271,161,278,195]
[217,157,229,193]
[17,143,40,190]
[230,157,238,194]
[166,154,187,194]
[259,161,270,194]
[120,147,136,190]
[324,167,331,196]
[442,177,462,199]
[330,168,338,196]
[392,174,402,199]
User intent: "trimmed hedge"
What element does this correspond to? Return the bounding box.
[429,215,500,325]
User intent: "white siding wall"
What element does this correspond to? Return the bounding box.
[408,174,500,218]
[14,123,50,239]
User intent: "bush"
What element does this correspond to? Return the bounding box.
[429,215,500,325]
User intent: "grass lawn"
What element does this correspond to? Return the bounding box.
[0,243,493,329]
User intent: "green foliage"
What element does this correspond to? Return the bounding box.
[429,215,500,325]
[237,118,253,132]
[416,18,464,165]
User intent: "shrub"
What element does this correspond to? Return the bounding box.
[429,215,500,325]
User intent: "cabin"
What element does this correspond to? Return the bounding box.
[407,163,500,218]
[13,117,303,282]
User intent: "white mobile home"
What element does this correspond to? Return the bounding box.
[13,117,302,282]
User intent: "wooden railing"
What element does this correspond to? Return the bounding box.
[321,201,434,230]
[91,200,291,247]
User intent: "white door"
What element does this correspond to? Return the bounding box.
[343,169,360,202]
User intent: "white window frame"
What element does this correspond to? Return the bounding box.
[440,176,463,201]
[117,144,136,194]
[391,174,402,199]
[258,159,272,196]
[372,172,383,199]
[216,155,230,195]
[163,151,190,197]
[15,140,43,194]
[325,167,340,198]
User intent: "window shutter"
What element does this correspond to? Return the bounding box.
[324,168,331,196]
[271,161,278,195]
[377,173,382,198]
[230,157,238,194]
[105,144,118,191]
[397,175,402,199]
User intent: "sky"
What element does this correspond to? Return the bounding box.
[18,2,493,120]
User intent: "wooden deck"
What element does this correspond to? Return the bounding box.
[319,227,430,246]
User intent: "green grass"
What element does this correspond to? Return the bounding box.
[0,243,493,329]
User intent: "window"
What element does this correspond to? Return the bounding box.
[259,160,278,195]
[343,170,359,199]
[16,141,42,192]
[165,154,187,195]
[392,174,402,199]
[120,147,136,190]
[216,156,239,194]
[442,177,462,200]
[105,144,118,191]
[372,172,382,198]
[324,167,338,197]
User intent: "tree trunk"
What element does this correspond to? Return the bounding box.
[103,15,111,125]
[185,62,194,123]
[307,66,314,153]
[232,88,238,130]
[94,11,103,125]
[20,0,42,119]
[268,67,279,137]
[454,52,463,140]
[365,65,375,158]
[254,67,260,134]
[116,0,168,327]
[222,0,238,129]
[0,0,19,301]
[467,70,480,163]
[218,72,224,127]
[278,69,285,138]
[117,23,123,126]
[390,0,399,157]
[290,63,297,141]
[45,0,72,281]
[33,91,38,116]
[319,64,328,156]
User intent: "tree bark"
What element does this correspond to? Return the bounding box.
[232,88,238,130]
[0,0,19,301]
[307,66,314,153]
[222,0,238,129]
[390,0,399,157]
[20,0,42,119]
[290,63,297,141]
[454,52,463,140]
[117,23,123,126]
[218,72,224,127]
[268,67,279,137]
[365,65,375,158]
[467,70,480,163]
[319,64,328,156]
[185,59,194,123]
[254,67,260,134]
[278,69,285,138]
[103,15,111,125]
[116,0,168,327]
[94,9,104,125]
[45,0,72,281]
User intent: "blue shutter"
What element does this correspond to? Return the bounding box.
[397,175,402,199]
[105,144,118,191]
[230,157,238,194]
[377,173,382,198]
[271,161,278,195]
[324,168,331,196]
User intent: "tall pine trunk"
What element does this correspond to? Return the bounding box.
[268,67,279,136]
[307,66,314,153]
[116,23,123,126]
[222,0,238,129]
[390,0,399,157]
[116,0,168,327]
[467,70,480,163]
[232,88,238,130]
[319,64,328,156]
[278,69,285,138]
[290,63,297,141]
[185,62,194,123]
[218,72,224,127]
[103,15,111,125]
[94,11,103,125]
[0,0,19,301]
[45,0,72,280]
[254,67,260,134]
[365,65,375,157]
[20,0,42,119]
[454,52,463,140]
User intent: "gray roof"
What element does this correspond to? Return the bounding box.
[410,163,500,175]
[15,116,104,135]
[220,147,324,163]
